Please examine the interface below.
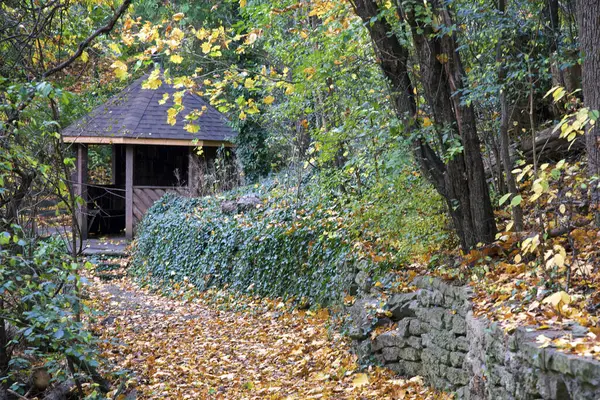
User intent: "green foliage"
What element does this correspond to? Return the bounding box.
[235,119,273,182]
[131,167,448,305]
[0,230,104,395]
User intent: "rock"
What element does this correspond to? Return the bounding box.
[382,346,402,361]
[399,347,421,361]
[220,200,237,214]
[354,270,372,294]
[396,318,412,338]
[569,355,600,385]
[388,361,423,377]
[347,298,378,340]
[446,367,469,386]
[348,326,369,340]
[452,315,467,335]
[375,317,393,328]
[450,351,466,367]
[353,339,373,365]
[236,195,261,211]
[456,336,470,352]
[372,330,407,351]
[387,292,418,320]
[409,319,424,335]
[407,336,423,350]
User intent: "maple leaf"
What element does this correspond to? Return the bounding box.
[542,291,571,308]
[201,42,212,54]
[184,123,199,133]
[110,60,128,80]
[142,69,162,89]
[351,373,369,388]
[170,54,183,64]
[167,108,179,125]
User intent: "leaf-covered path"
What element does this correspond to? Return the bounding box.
[85,264,448,399]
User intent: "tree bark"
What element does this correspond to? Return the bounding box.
[577,0,600,210]
[350,0,497,249]
[0,300,9,381]
[497,0,524,231]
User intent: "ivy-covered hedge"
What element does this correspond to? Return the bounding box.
[131,174,448,305]
[131,181,374,305]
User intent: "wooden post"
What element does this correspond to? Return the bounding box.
[188,147,196,194]
[75,144,88,240]
[111,144,118,185]
[125,145,134,240]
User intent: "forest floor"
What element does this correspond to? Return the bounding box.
[84,259,451,400]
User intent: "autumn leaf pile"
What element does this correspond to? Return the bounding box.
[85,265,450,399]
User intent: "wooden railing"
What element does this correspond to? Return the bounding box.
[132,186,189,223]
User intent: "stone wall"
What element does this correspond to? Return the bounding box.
[348,276,600,399]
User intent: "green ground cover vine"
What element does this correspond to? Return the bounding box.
[131,171,448,306]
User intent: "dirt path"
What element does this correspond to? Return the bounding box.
[85,264,447,399]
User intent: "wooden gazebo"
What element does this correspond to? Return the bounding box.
[62,74,236,239]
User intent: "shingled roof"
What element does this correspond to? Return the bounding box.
[62,74,236,145]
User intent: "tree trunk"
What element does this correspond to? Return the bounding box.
[497,0,524,231]
[351,0,497,249]
[577,0,600,210]
[0,300,8,380]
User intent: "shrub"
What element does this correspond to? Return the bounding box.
[131,172,449,306]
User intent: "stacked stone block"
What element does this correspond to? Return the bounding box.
[348,275,600,399]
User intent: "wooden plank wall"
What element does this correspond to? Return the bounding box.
[132,186,189,224]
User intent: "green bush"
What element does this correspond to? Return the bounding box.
[0,231,107,396]
[131,172,449,306]
[131,179,365,305]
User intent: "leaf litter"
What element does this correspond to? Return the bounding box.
[85,263,450,399]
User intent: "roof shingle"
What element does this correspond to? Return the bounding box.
[62,74,237,143]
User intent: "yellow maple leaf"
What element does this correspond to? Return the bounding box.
[244,78,255,89]
[239,110,247,120]
[239,0,247,7]
[201,41,212,54]
[542,291,571,308]
[158,93,169,105]
[184,123,199,133]
[245,32,258,45]
[81,51,89,63]
[263,95,275,105]
[110,60,128,80]
[167,108,179,125]
[172,12,185,21]
[352,373,369,388]
[170,54,183,64]
[108,42,122,55]
[142,69,162,90]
